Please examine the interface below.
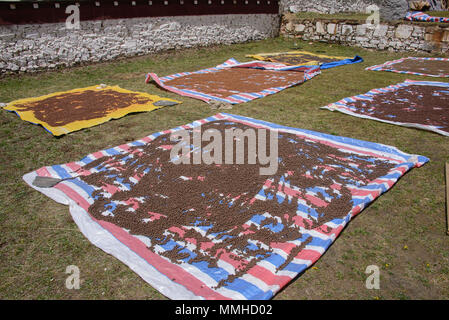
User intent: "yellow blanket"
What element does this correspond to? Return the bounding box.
[2,85,180,136]
[246,50,352,66]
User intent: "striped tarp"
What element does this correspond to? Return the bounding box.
[246,51,363,70]
[145,58,321,104]
[322,79,449,137]
[366,57,449,78]
[405,11,449,22]
[23,113,428,300]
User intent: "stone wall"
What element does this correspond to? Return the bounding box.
[282,17,449,53]
[0,14,280,74]
[281,0,375,14]
[280,0,443,13]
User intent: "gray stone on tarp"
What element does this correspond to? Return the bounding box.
[154,100,179,107]
[378,0,409,21]
[32,176,64,188]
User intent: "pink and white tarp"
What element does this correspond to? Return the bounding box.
[366,57,449,78]
[322,79,449,137]
[24,113,428,300]
[145,58,321,104]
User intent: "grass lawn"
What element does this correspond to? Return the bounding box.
[293,10,449,26]
[428,11,449,18]
[294,11,370,21]
[0,37,448,300]
[294,10,449,21]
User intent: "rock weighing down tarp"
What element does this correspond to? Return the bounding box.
[24,113,428,300]
[322,80,449,137]
[366,57,449,78]
[406,11,449,23]
[1,85,180,136]
[145,58,321,104]
[246,51,363,70]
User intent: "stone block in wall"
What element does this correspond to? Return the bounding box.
[316,21,326,34]
[373,24,388,37]
[327,23,337,35]
[392,40,405,50]
[341,25,353,35]
[412,26,425,38]
[123,40,137,49]
[295,24,306,32]
[425,32,434,41]
[378,38,387,49]
[288,5,300,13]
[0,25,18,35]
[443,30,449,43]
[285,21,294,32]
[419,41,435,52]
[0,33,15,42]
[92,21,103,33]
[356,24,366,36]
[362,42,377,48]
[395,25,413,39]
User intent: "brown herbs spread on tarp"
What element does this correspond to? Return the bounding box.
[14,89,154,127]
[391,59,448,76]
[348,84,449,134]
[77,120,395,287]
[163,67,306,98]
[265,53,338,66]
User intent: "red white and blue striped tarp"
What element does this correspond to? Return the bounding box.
[322,79,449,137]
[23,113,428,300]
[405,11,449,23]
[366,57,449,78]
[145,58,321,104]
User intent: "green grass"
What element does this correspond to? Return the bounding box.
[294,10,449,21]
[427,11,449,18]
[1,37,449,300]
[293,10,449,26]
[295,11,370,21]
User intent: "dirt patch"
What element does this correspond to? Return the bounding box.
[163,68,306,98]
[349,84,449,134]
[391,59,449,76]
[14,89,154,127]
[75,120,395,288]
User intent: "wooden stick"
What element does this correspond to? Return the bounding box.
[446,163,449,235]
